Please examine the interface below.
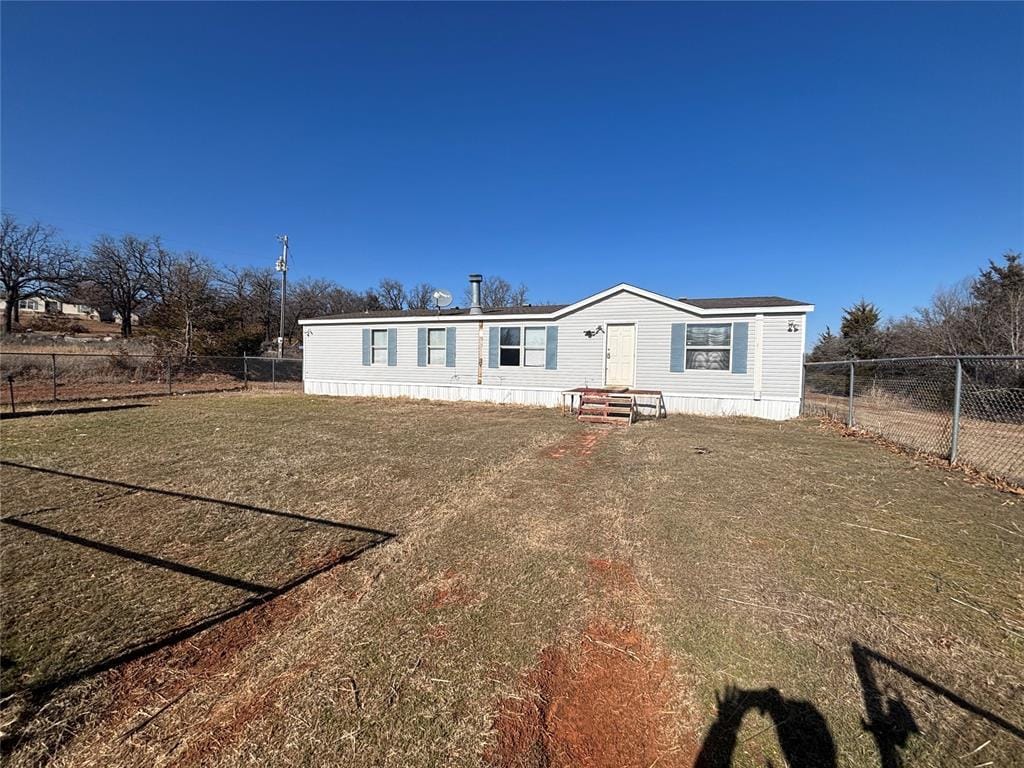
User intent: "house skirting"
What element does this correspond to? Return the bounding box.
[303,379,801,421]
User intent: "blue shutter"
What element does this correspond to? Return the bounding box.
[387,328,397,366]
[361,328,371,366]
[731,322,748,374]
[545,326,558,370]
[488,327,499,368]
[417,327,427,367]
[670,323,686,372]
[446,327,456,367]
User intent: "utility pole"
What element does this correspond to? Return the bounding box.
[275,234,289,359]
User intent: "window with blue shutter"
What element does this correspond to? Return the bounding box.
[545,326,558,370]
[387,328,397,366]
[731,322,749,374]
[670,323,686,372]
[417,327,427,367]
[446,327,457,367]
[488,327,499,368]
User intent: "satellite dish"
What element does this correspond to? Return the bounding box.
[432,289,453,310]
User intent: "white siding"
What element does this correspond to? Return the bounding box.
[301,288,809,420]
[478,291,754,396]
[303,323,479,385]
[760,314,806,400]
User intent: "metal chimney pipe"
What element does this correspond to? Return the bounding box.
[468,274,483,315]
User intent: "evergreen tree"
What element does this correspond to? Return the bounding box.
[839,299,885,359]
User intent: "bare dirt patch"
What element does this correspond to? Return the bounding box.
[487,620,697,768]
[543,429,609,461]
[108,592,305,719]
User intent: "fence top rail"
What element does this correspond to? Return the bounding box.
[805,355,1024,366]
[0,350,303,362]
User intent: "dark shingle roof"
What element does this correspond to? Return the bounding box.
[302,290,811,322]
[309,304,569,321]
[679,296,809,309]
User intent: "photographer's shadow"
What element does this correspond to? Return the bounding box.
[694,685,837,768]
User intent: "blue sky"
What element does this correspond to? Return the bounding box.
[2,2,1021,339]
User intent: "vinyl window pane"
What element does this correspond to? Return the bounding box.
[371,329,388,347]
[686,324,731,347]
[686,349,730,370]
[428,347,446,365]
[524,327,545,348]
[428,328,446,347]
[372,347,389,364]
[499,327,520,346]
[499,347,521,366]
[524,348,545,367]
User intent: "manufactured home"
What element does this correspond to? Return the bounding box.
[299,275,813,421]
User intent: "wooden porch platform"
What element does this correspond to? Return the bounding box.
[561,387,667,427]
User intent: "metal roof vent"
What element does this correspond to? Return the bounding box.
[468,274,483,315]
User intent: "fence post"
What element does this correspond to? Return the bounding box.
[6,375,15,414]
[272,358,277,389]
[166,358,173,395]
[243,354,249,389]
[847,361,855,427]
[950,357,963,464]
[51,353,58,402]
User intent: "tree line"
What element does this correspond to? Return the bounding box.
[0,213,529,357]
[808,251,1023,361]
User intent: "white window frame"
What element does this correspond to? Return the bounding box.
[370,328,389,366]
[18,299,40,311]
[498,325,547,368]
[685,321,733,372]
[426,327,447,366]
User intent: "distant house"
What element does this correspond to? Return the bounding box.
[0,296,139,326]
[298,275,813,420]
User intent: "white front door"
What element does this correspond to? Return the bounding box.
[605,324,636,387]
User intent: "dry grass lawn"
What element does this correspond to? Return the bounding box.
[0,393,1021,767]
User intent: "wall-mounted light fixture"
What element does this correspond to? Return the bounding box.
[584,324,604,338]
[787,320,800,333]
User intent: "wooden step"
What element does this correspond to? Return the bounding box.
[577,414,632,427]
[577,397,630,409]
[579,406,633,417]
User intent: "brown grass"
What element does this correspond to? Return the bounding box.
[0,394,1020,767]
[803,391,1024,485]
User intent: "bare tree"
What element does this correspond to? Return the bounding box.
[82,234,164,338]
[463,275,528,309]
[911,281,980,355]
[0,213,79,333]
[150,252,222,358]
[286,278,380,338]
[377,278,406,310]
[221,265,279,339]
[406,282,437,310]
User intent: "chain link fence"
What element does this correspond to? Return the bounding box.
[803,356,1024,486]
[0,351,303,411]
